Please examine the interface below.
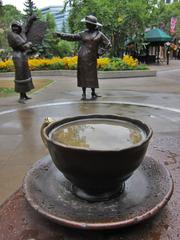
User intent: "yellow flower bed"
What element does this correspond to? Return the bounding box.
[122,55,138,67]
[62,56,78,69]
[97,58,110,68]
[0,55,143,72]
[0,59,14,71]
[0,56,110,71]
[28,57,65,70]
[29,56,79,70]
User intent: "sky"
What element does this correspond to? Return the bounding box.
[2,0,65,12]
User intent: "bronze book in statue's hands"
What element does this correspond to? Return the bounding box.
[27,20,47,45]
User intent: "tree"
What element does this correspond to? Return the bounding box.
[150,1,180,43]
[23,0,37,16]
[0,4,22,49]
[67,0,157,56]
[55,40,75,57]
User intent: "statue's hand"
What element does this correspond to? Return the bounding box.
[28,41,32,47]
[24,41,32,49]
[53,32,62,38]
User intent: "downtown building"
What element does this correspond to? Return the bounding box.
[40,5,70,31]
[164,0,180,3]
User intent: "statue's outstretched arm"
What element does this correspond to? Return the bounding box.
[56,32,81,41]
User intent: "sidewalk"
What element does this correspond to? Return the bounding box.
[148,59,180,71]
[0,59,180,239]
[0,61,180,202]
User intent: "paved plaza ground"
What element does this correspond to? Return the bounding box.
[0,60,180,239]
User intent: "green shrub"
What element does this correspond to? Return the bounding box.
[56,40,76,58]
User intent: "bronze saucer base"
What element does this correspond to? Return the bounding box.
[23,155,173,230]
[72,182,125,202]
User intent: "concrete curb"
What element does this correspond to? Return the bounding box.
[0,69,156,78]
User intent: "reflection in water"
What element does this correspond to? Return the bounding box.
[129,130,143,144]
[16,109,46,155]
[53,124,90,148]
[50,119,146,150]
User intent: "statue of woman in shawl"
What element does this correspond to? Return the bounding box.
[7,15,37,103]
[55,15,111,100]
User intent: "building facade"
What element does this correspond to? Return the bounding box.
[40,5,70,31]
[164,0,180,3]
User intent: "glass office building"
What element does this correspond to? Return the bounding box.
[164,0,179,3]
[40,5,70,31]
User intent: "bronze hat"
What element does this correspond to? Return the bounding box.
[81,15,102,27]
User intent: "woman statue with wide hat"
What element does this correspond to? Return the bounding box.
[55,15,111,100]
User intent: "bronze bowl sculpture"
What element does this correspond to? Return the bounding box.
[41,114,153,202]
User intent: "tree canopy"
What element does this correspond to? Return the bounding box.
[0,4,22,49]
[66,0,180,56]
[0,0,180,58]
[23,0,37,16]
[67,0,159,56]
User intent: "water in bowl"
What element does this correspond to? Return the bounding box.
[50,118,146,150]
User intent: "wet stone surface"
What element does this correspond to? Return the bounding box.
[0,102,180,239]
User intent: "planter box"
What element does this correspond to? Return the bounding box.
[98,70,156,78]
[0,69,156,78]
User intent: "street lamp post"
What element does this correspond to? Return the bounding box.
[165,42,171,65]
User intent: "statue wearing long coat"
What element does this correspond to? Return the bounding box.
[7,20,34,93]
[58,30,111,88]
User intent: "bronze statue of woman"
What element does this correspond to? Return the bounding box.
[7,15,37,103]
[55,15,111,100]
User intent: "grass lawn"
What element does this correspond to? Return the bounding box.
[0,79,53,97]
